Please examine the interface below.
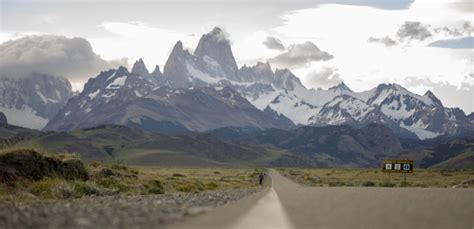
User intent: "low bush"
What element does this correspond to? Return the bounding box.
[0,150,88,185]
[146,180,164,194]
[328,181,345,187]
[362,181,376,187]
[205,182,218,190]
[74,181,103,196]
[96,178,129,192]
[176,181,205,193]
[378,181,396,187]
[29,179,75,199]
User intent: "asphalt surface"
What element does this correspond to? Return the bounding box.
[169,169,474,229]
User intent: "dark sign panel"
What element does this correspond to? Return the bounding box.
[382,160,413,173]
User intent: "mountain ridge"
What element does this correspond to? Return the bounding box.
[5,26,471,140]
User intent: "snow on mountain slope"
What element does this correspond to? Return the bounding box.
[158,27,472,139]
[309,95,376,126]
[0,73,73,129]
[42,27,472,139]
[0,105,49,129]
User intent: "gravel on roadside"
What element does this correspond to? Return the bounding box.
[0,188,261,229]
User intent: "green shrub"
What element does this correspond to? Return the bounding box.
[400,181,409,187]
[74,181,102,196]
[110,164,128,171]
[51,181,75,199]
[378,181,396,187]
[88,161,101,168]
[147,180,164,194]
[176,181,204,193]
[172,173,186,177]
[328,181,345,187]
[96,178,129,192]
[29,179,75,199]
[205,182,218,190]
[129,169,139,175]
[362,181,376,187]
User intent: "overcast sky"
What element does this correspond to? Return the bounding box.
[0,0,473,113]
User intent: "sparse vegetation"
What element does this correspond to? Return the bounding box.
[277,168,474,188]
[0,149,263,201]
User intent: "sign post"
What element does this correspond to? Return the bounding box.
[382,159,414,185]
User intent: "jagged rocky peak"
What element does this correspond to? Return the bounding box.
[194,27,239,79]
[274,68,304,91]
[162,40,193,88]
[0,112,7,124]
[170,40,186,57]
[329,82,352,92]
[116,66,129,75]
[151,65,161,75]
[255,61,272,71]
[424,90,443,107]
[150,65,163,85]
[249,62,275,84]
[376,83,407,92]
[131,58,149,76]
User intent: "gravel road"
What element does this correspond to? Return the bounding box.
[0,188,260,229]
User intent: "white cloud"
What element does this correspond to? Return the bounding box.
[269,41,333,68]
[266,2,472,110]
[263,36,285,51]
[368,36,398,47]
[2,1,471,112]
[91,21,199,70]
[304,67,343,90]
[404,76,473,113]
[0,35,126,91]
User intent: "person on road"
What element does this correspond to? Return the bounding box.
[258,172,264,185]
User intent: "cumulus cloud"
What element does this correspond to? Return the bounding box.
[368,36,397,47]
[0,35,126,85]
[269,41,333,68]
[305,67,343,90]
[404,77,473,113]
[433,21,473,37]
[433,27,463,37]
[262,36,285,51]
[396,21,432,41]
[463,21,474,34]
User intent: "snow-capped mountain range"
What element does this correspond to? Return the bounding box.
[3,27,473,139]
[43,61,293,132]
[158,27,472,139]
[0,73,73,129]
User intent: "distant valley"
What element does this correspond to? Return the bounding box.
[1,121,472,168]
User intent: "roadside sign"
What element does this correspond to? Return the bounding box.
[382,160,413,173]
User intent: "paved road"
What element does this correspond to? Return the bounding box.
[169,169,474,229]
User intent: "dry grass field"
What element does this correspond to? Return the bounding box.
[277,168,474,188]
[0,150,263,201]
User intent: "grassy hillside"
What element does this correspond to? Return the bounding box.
[210,124,404,167]
[397,138,474,169]
[1,124,318,167]
[1,122,472,168]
